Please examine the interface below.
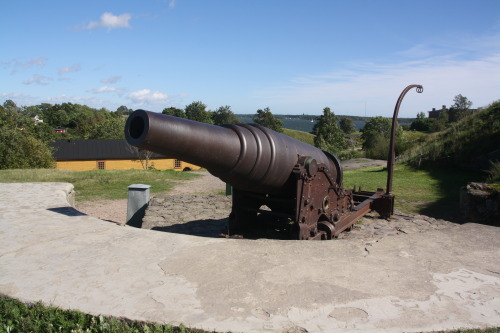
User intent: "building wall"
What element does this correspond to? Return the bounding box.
[55,159,202,171]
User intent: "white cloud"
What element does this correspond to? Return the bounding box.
[87,86,120,94]
[86,12,131,30]
[128,89,168,104]
[23,57,47,68]
[23,75,52,85]
[100,76,122,84]
[58,64,81,75]
[169,0,176,9]
[3,57,47,74]
[43,94,113,109]
[1,92,33,105]
[256,50,500,117]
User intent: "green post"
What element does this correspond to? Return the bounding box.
[225,183,233,196]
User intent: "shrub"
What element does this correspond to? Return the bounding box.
[337,149,362,160]
[0,129,54,169]
[364,133,389,160]
[486,161,500,183]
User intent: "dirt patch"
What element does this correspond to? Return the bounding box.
[341,158,386,170]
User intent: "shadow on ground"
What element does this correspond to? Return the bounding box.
[152,218,298,240]
[414,167,486,223]
[48,206,87,217]
[152,218,228,238]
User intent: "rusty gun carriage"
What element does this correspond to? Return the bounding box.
[125,110,396,240]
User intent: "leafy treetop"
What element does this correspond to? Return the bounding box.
[312,107,347,155]
[253,107,283,132]
[212,105,240,126]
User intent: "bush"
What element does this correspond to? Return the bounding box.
[410,118,435,132]
[364,133,389,160]
[337,149,362,160]
[486,161,500,183]
[0,129,54,169]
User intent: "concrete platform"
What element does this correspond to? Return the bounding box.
[0,182,499,332]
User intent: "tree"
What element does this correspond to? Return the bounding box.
[452,94,473,110]
[416,112,426,119]
[136,149,154,169]
[212,105,240,125]
[3,99,18,111]
[0,104,18,129]
[0,128,54,169]
[162,107,186,118]
[430,108,449,132]
[361,116,391,159]
[125,143,155,170]
[42,105,69,128]
[361,116,405,159]
[31,122,57,143]
[362,116,391,140]
[339,117,356,134]
[0,103,34,130]
[20,105,41,118]
[312,107,346,155]
[116,105,132,117]
[410,118,435,132]
[449,94,473,122]
[253,107,283,132]
[87,117,126,139]
[185,101,213,124]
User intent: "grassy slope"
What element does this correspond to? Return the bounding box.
[283,128,315,146]
[404,101,500,168]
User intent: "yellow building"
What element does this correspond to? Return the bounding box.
[51,139,201,171]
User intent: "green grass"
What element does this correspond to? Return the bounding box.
[0,296,214,333]
[283,128,315,145]
[1,296,497,333]
[0,169,199,202]
[343,164,482,219]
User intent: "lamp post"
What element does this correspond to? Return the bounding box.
[386,84,423,194]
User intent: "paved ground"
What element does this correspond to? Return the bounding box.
[1,182,499,333]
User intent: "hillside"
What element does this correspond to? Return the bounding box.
[403,101,500,170]
[282,128,315,146]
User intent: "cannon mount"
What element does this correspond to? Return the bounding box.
[229,155,394,240]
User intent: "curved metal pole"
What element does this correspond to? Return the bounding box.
[386,84,423,194]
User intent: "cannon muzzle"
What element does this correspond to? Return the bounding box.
[125,110,341,194]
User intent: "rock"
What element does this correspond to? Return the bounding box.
[460,182,499,225]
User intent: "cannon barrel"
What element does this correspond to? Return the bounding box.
[125,110,341,194]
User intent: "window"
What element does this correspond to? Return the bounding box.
[97,161,105,170]
[174,159,182,169]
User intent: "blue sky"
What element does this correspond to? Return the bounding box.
[1,0,499,117]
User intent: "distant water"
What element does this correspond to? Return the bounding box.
[237,115,365,132]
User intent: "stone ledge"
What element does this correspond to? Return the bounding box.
[460,182,499,225]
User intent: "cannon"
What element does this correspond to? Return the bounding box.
[125,110,395,240]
